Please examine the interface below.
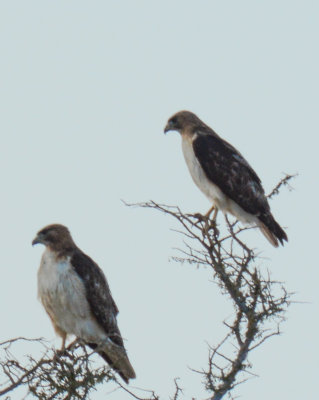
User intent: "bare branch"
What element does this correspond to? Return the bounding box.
[1,180,292,399]
[267,173,297,199]
[0,339,115,399]
[128,196,292,400]
[0,338,161,400]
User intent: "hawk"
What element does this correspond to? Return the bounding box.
[32,224,136,383]
[164,110,288,247]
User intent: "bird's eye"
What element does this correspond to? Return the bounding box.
[170,117,177,125]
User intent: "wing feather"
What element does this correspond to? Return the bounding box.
[192,132,270,217]
[70,250,124,347]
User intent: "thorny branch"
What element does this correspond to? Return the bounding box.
[0,338,162,400]
[1,175,293,399]
[126,173,293,400]
[0,338,114,399]
[267,173,296,199]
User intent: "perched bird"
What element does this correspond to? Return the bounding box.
[32,224,136,383]
[164,110,288,247]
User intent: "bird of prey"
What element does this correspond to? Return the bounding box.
[164,110,288,247]
[32,224,136,383]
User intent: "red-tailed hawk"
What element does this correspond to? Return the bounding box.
[164,110,288,247]
[32,224,136,383]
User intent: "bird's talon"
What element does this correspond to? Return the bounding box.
[54,348,67,360]
[192,213,209,223]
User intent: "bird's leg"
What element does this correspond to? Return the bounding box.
[203,207,219,235]
[67,338,79,350]
[192,206,219,234]
[211,207,218,222]
[53,333,68,360]
[193,205,216,224]
[60,333,67,351]
[205,205,216,219]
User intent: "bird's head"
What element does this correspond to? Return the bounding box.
[32,224,75,252]
[164,110,202,134]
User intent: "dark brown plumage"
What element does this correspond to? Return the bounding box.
[33,224,136,383]
[164,111,288,247]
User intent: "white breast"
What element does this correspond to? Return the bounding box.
[181,134,228,209]
[181,134,260,226]
[38,249,106,343]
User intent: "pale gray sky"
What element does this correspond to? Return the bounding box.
[0,1,318,399]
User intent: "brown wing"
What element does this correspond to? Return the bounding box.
[192,131,269,217]
[192,131,288,245]
[70,249,123,347]
[70,249,136,383]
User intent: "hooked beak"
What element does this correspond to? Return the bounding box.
[164,122,172,134]
[32,234,42,246]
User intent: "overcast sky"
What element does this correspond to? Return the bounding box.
[0,1,318,399]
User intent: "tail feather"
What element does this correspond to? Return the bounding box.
[88,342,136,384]
[258,213,288,247]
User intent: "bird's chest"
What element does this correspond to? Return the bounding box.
[181,136,226,206]
[38,251,70,297]
[37,250,87,316]
[182,136,205,184]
